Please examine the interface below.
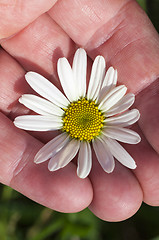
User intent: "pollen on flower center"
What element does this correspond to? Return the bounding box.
[62,98,104,141]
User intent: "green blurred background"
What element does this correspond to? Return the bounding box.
[1,0,159,239]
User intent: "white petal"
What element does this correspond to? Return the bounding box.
[58,57,78,101]
[102,67,117,89]
[99,85,127,112]
[98,67,117,102]
[14,115,62,131]
[34,133,69,163]
[103,126,141,144]
[72,48,87,98]
[106,93,135,117]
[93,137,115,173]
[48,139,80,171]
[87,56,106,100]
[19,94,64,116]
[77,141,92,179]
[104,137,137,169]
[104,109,140,127]
[25,72,69,108]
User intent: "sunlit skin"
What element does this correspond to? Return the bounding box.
[0,0,159,222]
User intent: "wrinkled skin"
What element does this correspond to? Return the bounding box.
[0,0,159,222]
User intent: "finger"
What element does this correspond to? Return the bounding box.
[1,13,75,80]
[50,0,159,92]
[135,81,159,156]
[0,49,27,115]
[134,81,159,204]
[89,154,143,222]
[49,0,128,47]
[127,125,159,206]
[0,49,52,143]
[0,0,58,39]
[0,112,93,212]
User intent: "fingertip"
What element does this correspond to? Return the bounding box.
[89,161,143,222]
[11,161,93,213]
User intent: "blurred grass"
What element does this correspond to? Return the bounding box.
[1,184,159,240]
[137,0,147,10]
[1,0,159,240]
[146,0,159,32]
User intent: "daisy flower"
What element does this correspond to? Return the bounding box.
[14,48,141,178]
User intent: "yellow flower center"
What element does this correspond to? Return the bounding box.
[62,98,104,141]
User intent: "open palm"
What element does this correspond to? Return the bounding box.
[0,0,159,221]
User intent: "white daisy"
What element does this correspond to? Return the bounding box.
[14,48,141,178]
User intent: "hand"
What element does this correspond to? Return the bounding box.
[1,0,159,222]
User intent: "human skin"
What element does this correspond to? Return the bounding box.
[0,0,159,222]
